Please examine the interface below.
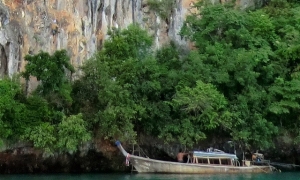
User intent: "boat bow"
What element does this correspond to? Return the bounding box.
[115,140,129,157]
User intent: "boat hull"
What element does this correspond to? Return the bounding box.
[115,141,274,174]
[130,155,273,174]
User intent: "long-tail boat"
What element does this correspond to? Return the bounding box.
[115,141,275,174]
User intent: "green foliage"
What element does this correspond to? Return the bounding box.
[269,78,300,115]
[94,77,141,141]
[22,49,75,122]
[0,77,22,139]
[74,24,154,142]
[23,122,56,153]
[57,114,91,152]
[45,82,73,112]
[4,0,300,152]
[22,50,74,94]
[105,24,153,61]
[24,95,52,123]
[78,25,234,146]
[173,81,230,128]
[0,76,70,149]
[0,77,40,140]
[147,0,176,20]
[77,55,140,141]
[180,0,289,148]
[0,50,87,152]
[161,80,232,146]
[23,114,91,153]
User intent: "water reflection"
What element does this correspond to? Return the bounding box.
[130,172,298,180]
[0,172,299,180]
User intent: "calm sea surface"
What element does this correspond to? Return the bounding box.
[0,172,299,180]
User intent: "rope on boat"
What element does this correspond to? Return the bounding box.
[126,153,130,166]
[136,144,149,158]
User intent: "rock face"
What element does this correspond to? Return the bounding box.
[0,0,196,81]
[0,0,262,79]
[0,148,130,173]
[0,139,131,173]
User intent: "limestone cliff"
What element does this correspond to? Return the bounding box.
[0,0,197,82]
[0,0,263,80]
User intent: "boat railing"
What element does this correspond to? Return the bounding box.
[233,159,240,166]
[187,153,241,166]
[131,143,149,158]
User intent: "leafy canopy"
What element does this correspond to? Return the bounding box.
[22,50,74,94]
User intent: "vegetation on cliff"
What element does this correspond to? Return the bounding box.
[0,0,300,154]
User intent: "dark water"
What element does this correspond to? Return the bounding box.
[0,172,299,180]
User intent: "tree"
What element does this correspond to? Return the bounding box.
[22,122,56,153]
[22,50,74,94]
[22,113,91,153]
[160,80,232,146]
[104,24,153,62]
[0,77,25,141]
[57,113,91,152]
[73,24,154,142]
[263,1,300,145]
[22,50,75,114]
[180,0,279,148]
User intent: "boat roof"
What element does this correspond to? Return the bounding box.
[191,151,238,159]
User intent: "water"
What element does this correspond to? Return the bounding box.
[0,172,299,180]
